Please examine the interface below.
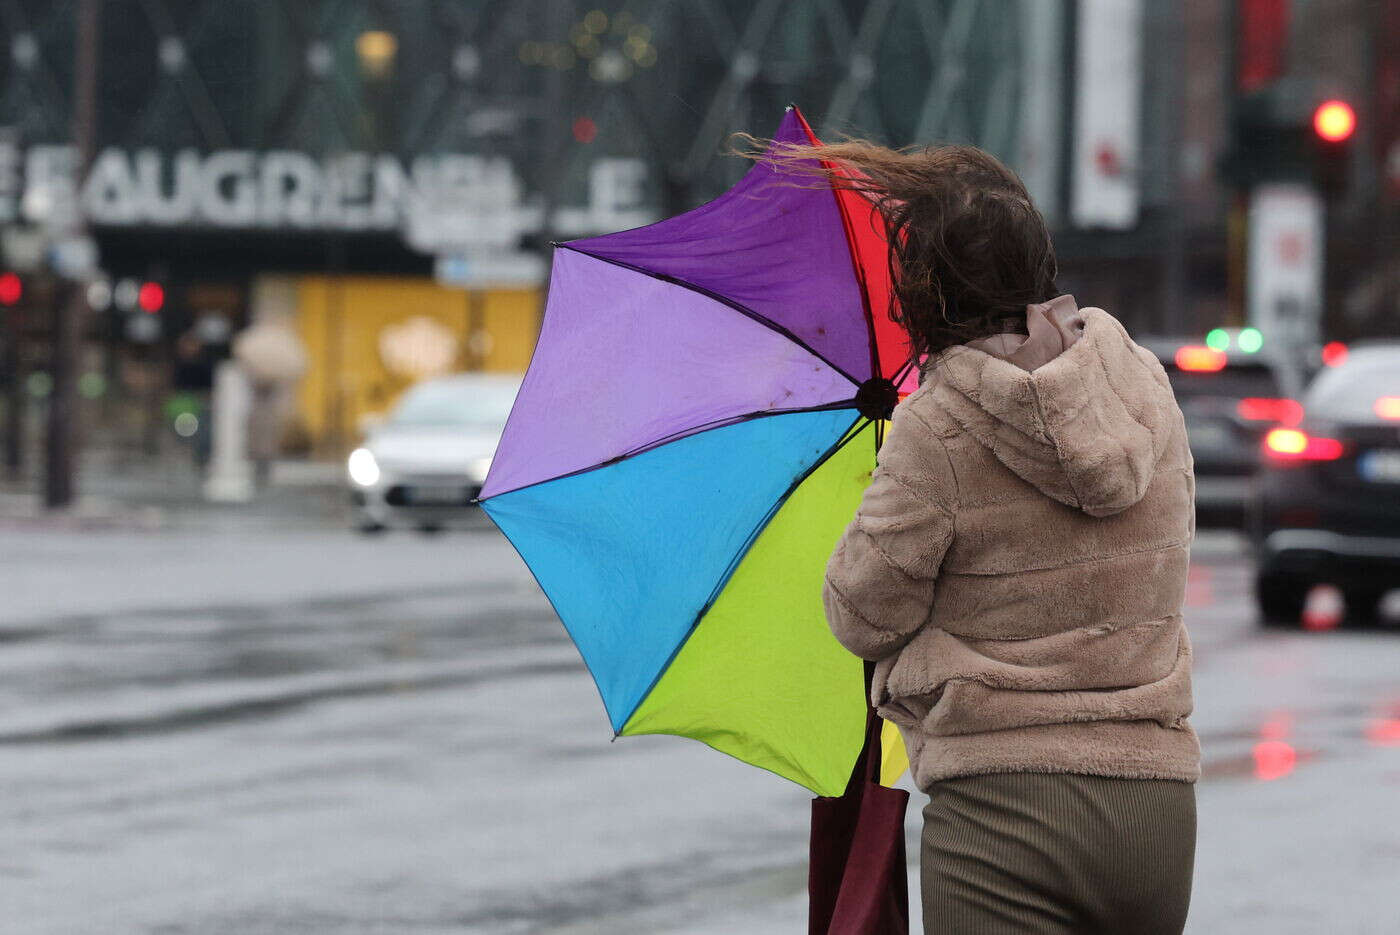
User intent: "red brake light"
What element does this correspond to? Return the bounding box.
[1175,345,1227,372]
[1307,437,1345,460]
[1375,397,1400,421]
[1263,428,1343,461]
[0,272,20,306]
[1237,397,1303,426]
[1321,341,1348,367]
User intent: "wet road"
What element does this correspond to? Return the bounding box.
[1,519,1397,933]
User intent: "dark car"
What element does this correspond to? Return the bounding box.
[1139,335,1304,526]
[1249,343,1400,625]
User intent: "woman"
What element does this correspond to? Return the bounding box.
[808,142,1199,932]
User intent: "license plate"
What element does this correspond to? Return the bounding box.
[404,485,465,505]
[1358,450,1400,484]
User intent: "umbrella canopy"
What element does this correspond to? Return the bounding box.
[480,107,909,796]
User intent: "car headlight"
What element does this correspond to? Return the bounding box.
[468,456,493,483]
[347,447,381,487]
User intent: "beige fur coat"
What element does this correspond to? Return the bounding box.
[823,305,1200,790]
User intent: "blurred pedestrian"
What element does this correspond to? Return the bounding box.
[232,315,307,488]
[807,143,1198,933]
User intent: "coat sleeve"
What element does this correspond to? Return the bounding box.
[823,404,957,661]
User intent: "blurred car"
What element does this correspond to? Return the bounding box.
[347,373,521,533]
[1139,331,1304,526]
[1249,342,1400,625]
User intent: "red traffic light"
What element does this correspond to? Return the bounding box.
[1313,100,1356,143]
[572,116,597,144]
[137,281,164,313]
[0,272,21,306]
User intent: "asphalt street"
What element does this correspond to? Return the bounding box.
[1,513,1398,934]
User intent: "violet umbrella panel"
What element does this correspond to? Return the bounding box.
[479,108,909,797]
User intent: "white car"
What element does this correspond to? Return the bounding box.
[347,373,520,532]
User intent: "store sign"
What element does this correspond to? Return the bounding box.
[1070,0,1143,230]
[433,252,545,288]
[1387,139,1400,199]
[1247,182,1323,351]
[9,145,652,252]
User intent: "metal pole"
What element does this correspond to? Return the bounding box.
[325,239,346,458]
[1159,0,1187,335]
[2,303,23,479]
[466,289,485,371]
[1223,0,1247,327]
[534,0,573,336]
[44,0,100,509]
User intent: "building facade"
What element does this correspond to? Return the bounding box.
[0,0,1394,458]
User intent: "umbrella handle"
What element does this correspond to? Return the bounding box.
[842,662,884,796]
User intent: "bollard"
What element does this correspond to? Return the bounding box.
[203,360,254,502]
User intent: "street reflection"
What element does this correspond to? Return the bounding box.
[1366,703,1400,747]
[1252,740,1298,781]
[1253,711,1298,781]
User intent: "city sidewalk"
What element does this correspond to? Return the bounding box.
[0,451,348,531]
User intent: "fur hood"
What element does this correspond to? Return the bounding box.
[928,307,1180,518]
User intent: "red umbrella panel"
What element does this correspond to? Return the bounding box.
[789,109,916,393]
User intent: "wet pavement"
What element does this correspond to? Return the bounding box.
[1,516,1397,933]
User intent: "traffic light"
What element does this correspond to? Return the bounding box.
[1220,84,1306,187]
[572,116,597,144]
[1311,99,1354,196]
[0,272,21,306]
[1222,83,1358,198]
[1313,100,1356,143]
[137,281,164,313]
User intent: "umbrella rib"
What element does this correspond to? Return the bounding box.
[613,416,876,736]
[476,400,864,503]
[891,356,917,387]
[555,243,864,389]
[790,107,885,380]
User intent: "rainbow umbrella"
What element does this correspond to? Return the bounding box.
[479,107,912,796]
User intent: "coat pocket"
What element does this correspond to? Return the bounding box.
[876,690,939,730]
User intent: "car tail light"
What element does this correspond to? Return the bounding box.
[1175,345,1227,372]
[1374,397,1400,421]
[1237,397,1303,426]
[1263,428,1344,461]
[1321,341,1348,367]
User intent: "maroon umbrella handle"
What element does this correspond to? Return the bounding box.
[851,661,881,785]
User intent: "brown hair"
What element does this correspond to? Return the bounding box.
[738,136,1059,363]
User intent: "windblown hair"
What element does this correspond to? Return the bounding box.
[737,135,1060,363]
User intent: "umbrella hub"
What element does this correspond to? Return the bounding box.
[854,377,898,421]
